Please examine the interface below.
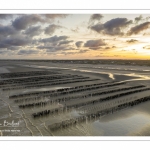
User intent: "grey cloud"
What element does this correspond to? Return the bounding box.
[0,35,31,48]
[17,49,39,55]
[75,41,83,48]
[0,14,13,20]
[38,46,65,51]
[128,22,150,35]
[90,18,133,36]
[12,14,44,30]
[38,45,76,52]
[135,15,143,23]
[41,35,69,43]
[84,39,106,50]
[44,24,62,35]
[0,25,17,37]
[7,46,22,50]
[59,40,73,45]
[0,49,8,54]
[126,39,138,43]
[78,50,88,53]
[105,46,110,49]
[143,45,150,49]
[61,49,88,55]
[24,25,42,37]
[71,27,79,33]
[43,14,68,19]
[89,14,103,22]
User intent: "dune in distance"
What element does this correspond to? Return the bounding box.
[0,59,150,136]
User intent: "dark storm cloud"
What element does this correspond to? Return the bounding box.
[17,49,39,55]
[41,35,69,43]
[58,40,73,45]
[128,22,150,35]
[0,35,31,48]
[75,41,83,48]
[44,24,62,35]
[12,14,45,30]
[84,39,106,50]
[135,15,143,23]
[89,14,103,22]
[90,18,133,36]
[24,25,42,37]
[126,39,138,43]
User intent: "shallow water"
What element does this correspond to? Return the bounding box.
[93,113,150,136]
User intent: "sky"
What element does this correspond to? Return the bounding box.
[0,14,150,60]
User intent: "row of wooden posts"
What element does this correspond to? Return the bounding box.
[12,81,115,99]
[31,87,150,119]
[7,78,100,91]
[3,76,90,91]
[18,85,144,109]
[48,95,150,131]
[0,74,80,86]
[0,70,59,78]
[13,81,125,102]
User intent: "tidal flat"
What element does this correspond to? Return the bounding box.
[0,60,150,136]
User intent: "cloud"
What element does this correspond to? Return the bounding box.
[75,41,83,48]
[0,14,13,20]
[60,49,88,55]
[58,40,73,45]
[90,18,133,36]
[44,24,62,35]
[0,49,9,55]
[71,26,79,33]
[84,39,106,50]
[128,22,150,35]
[78,49,88,53]
[41,35,69,44]
[38,44,76,52]
[43,14,68,19]
[143,45,150,49]
[126,39,138,43]
[89,14,103,23]
[135,15,143,24]
[0,25,18,38]
[7,46,22,50]
[24,25,42,37]
[12,14,45,30]
[0,35,31,48]
[17,49,39,55]
[105,46,111,49]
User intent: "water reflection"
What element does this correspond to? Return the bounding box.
[93,113,150,136]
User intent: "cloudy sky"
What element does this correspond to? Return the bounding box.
[0,14,150,59]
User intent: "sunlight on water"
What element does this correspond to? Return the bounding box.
[92,113,150,136]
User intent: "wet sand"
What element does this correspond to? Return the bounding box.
[0,60,150,136]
